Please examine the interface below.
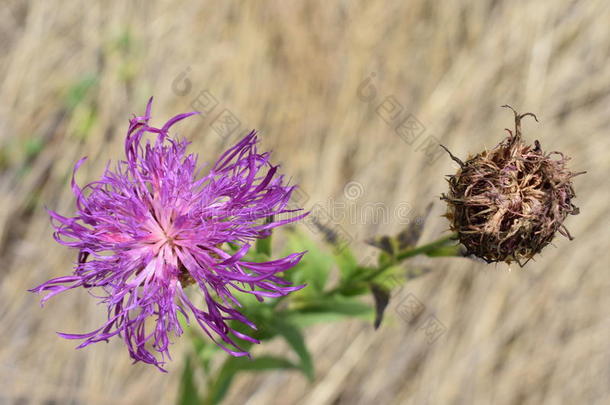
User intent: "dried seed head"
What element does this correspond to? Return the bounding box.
[441,105,585,266]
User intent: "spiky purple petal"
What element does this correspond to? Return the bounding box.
[30,98,306,371]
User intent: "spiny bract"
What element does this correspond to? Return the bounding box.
[441,105,584,266]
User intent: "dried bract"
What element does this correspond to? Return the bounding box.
[441,106,585,266]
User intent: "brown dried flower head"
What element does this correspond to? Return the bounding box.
[441,105,585,266]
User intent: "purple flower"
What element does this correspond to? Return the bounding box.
[30,98,306,371]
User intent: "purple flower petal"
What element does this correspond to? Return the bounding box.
[30,99,307,370]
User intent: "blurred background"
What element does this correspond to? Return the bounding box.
[1,1,609,404]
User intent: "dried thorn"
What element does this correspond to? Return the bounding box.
[534,140,542,152]
[520,112,539,123]
[502,105,523,142]
[520,256,533,267]
[501,104,518,117]
[483,257,495,264]
[561,224,574,241]
[502,106,538,142]
[440,144,465,168]
[570,171,587,177]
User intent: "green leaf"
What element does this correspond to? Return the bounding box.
[267,317,314,380]
[364,204,434,263]
[283,297,373,331]
[65,74,98,110]
[255,235,272,257]
[225,242,241,254]
[231,355,297,371]
[177,310,190,332]
[292,296,373,318]
[229,303,276,342]
[368,265,405,287]
[178,356,200,405]
[242,250,270,264]
[193,338,221,374]
[366,235,397,256]
[72,105,97,140]
[282,311,358,328]
[114,29,133,52]
[377,251,394,268]
[334,247,360,282]
[336,282,368,297]
[370,284,391,329]
[285,231,332,293]
[395,234,457,262]
[24,137,44,160]
[209,356,297,404]
[396,203,432,249]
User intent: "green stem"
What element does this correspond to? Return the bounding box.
[325,233,457,296]
[395,233,457,262]
[194,233,458,403]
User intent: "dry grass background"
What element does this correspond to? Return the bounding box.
[1,1,609,404]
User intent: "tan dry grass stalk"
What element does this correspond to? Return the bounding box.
[1,1,609,404]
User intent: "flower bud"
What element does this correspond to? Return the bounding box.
[441,106,585,266]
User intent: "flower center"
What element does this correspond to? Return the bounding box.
[144,215,180,251]
[162,229,176,247]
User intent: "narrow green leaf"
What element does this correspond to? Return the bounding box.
[283,297,373,331]
[285,231,331,292]
[65,74,98,110]
[225,242,241,253]
[236,356,296,371]
[283,312,357,328]
[370,284,391,329]
[73,105,97,139]
[194,338,221,374]
[377,251,394,268]
[336,282,368,297]
[366,235,397,256]
[228,304,276,342]
[178,356,200,405]
[367,265,404,286]
[396,203,432,249]
[255,234,272,257]
[243,250,270,264]
[292,296,373,317]
[396,234,457,262]
[268,317,314,380]
[334,247,360,282]
[209,356,297,404]
[24,137,44,160]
